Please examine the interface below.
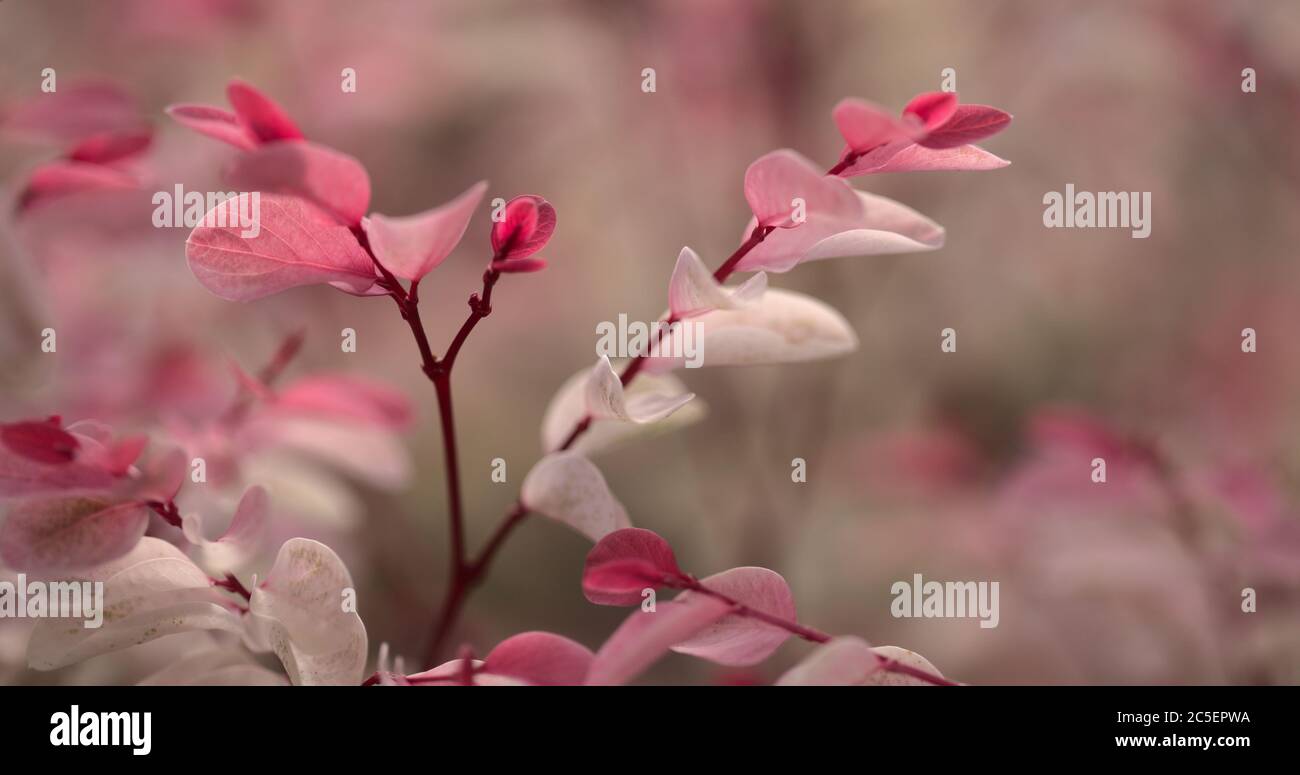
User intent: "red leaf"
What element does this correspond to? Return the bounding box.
[185,193,377,301]
[16,161,137,213]
[1,420,79,464]
[491,195,556,260]
[919,104,1012,149]
[483,631,594,686]
[226,79,304,144]
[583,558,676,602]
[583,528,684,605]
[902,91,958,134]
[67,130,153,165]
[272,374,413,429]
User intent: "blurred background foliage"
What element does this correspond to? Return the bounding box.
[2,0,1299,684]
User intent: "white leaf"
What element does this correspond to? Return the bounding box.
[585,355,694,423]
[647,288,857,370]
[738,177,945,274]
[775,636,944,685]
[865,644,945,685]
[669,567,795,666]
[248,538,367,686]
[137,647,287,686]
[668,246,767,319]
[520,453,631,542]
[27,538,242,671]
[541,366,705,455]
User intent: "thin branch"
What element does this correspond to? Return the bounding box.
[408,153,926,673]
[212,572,253,601]
[443,269,501,371]
[460,223,777,609]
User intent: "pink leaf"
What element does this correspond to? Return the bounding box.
[586,598,731,685]
[483,631,594,686]
[901,91,959,134]
[67,130,153,165]
[17,161,137,213]
[104,434,148,475]
[744,149,858,229]
[737,183,944,274]
[1025,405,1154,464]
[918,104,1012,149]
[670,567,797,666]
[841,140,1010,175]
[491,195,556,260]
[0,446,117,498]
[165,104,258,151]
[1,419,79,464]
[226,79,304,144]
[363,181,487,281]
[0,497,149,572]
[185,193,377,301]
[404,659,484,686]
[583,527,684,605]
[241,415,412,491]
[0,419,131,498]
[831,98,914,153]
[271,375,414,429]
[225,140,372,226]
[3,81,142,144]
[776,636,879,685]
[132,447,187,502]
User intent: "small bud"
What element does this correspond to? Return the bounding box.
[490,195,556,262]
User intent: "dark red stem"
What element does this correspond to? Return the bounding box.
[146,499,183,529]
[212,572,253,601]
[350,226,507,667]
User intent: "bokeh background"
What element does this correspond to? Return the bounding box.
[2,0,1299,684]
